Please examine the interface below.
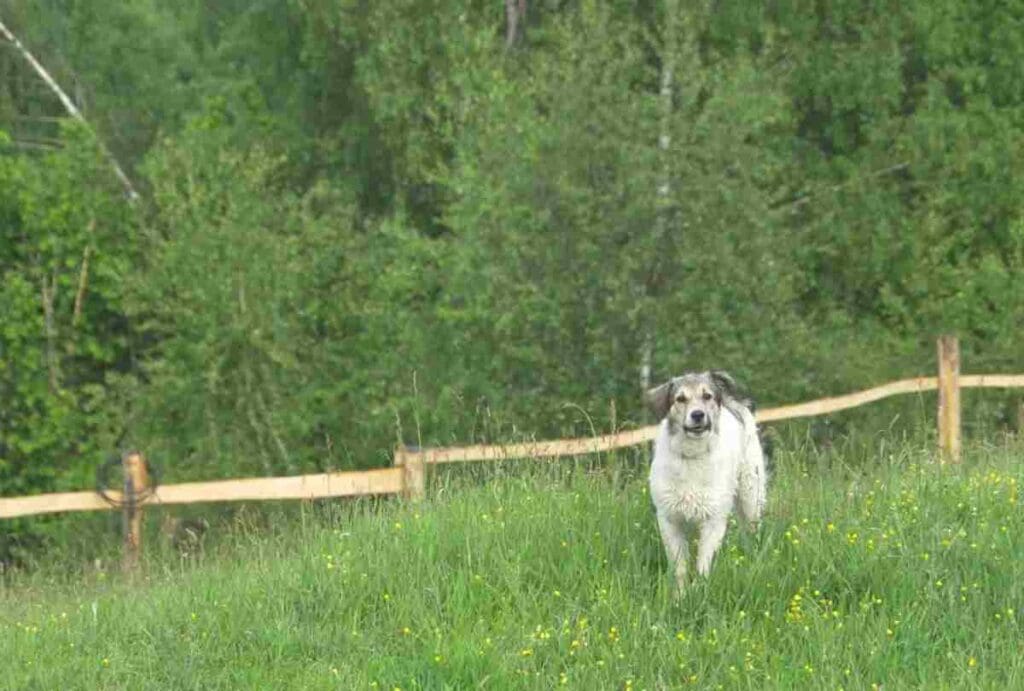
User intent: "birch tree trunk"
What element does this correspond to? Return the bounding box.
[640,0,680,392]
[505,0,527,49]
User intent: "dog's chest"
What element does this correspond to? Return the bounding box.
[651,467,729,523]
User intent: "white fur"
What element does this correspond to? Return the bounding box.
[649,403,766,590]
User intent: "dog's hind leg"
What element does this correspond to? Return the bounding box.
[696,518,728,577]
[737,433,767,530]
[656,512,689,592]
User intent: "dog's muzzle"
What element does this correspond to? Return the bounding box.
[684,409,711,437]
[683,422,712,437]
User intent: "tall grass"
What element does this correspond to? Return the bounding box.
[2,434,1023,690]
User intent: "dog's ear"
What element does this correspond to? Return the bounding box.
[708,370,740,404]
[645,379,676,420]
[709,369,757,411]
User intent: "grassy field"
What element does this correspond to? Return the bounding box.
[2,434,1023,690]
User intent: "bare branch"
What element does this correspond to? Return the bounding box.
[771,162,911,211]
[41,271,60,392]
[7,139,62,151]
[73,225,93,327]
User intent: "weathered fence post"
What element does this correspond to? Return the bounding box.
[395,445,426,500]
[122,451,148,571]
[937,335,962,463]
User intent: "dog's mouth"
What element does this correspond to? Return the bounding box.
[682,422,712,437]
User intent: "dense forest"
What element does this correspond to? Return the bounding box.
[2,0,1023,504]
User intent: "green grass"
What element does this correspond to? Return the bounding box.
[2,436,1024,690]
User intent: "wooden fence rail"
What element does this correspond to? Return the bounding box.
[394,372,1024,467]
[1,335,1022,569]
[0,467,404,520]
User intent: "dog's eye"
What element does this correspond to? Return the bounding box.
[702,391,713,401]
[675,394,688,404]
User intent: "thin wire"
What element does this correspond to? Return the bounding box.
[95,454,160,508]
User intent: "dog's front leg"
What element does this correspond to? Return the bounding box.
[656,512,689,592]
[695,518,728,577]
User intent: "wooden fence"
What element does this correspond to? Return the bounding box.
[1,335,1022,570]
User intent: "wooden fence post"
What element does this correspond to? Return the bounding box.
[937,335,962,463]
[396,446,426,500]
[122,451,148,571]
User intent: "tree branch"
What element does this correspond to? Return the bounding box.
[73,243,92,327]
[41,271,60,392]
[771,162,911,211]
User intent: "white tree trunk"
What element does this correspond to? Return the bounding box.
[641,0,680,392]
[505,0,527,49]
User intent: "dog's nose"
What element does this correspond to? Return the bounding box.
[690,410,705,423]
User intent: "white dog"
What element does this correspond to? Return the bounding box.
[645,370,766,591]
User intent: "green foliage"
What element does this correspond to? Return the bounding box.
[1,0,1024,511]
[0,125,134,497]
[778,0,1024,351]
[127,123,339,477]
[126,116,455,475]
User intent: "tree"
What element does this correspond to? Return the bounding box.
[0,124,135,498]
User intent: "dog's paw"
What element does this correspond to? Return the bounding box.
[672,571,689,597]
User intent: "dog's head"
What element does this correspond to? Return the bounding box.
[644,370,744,439]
